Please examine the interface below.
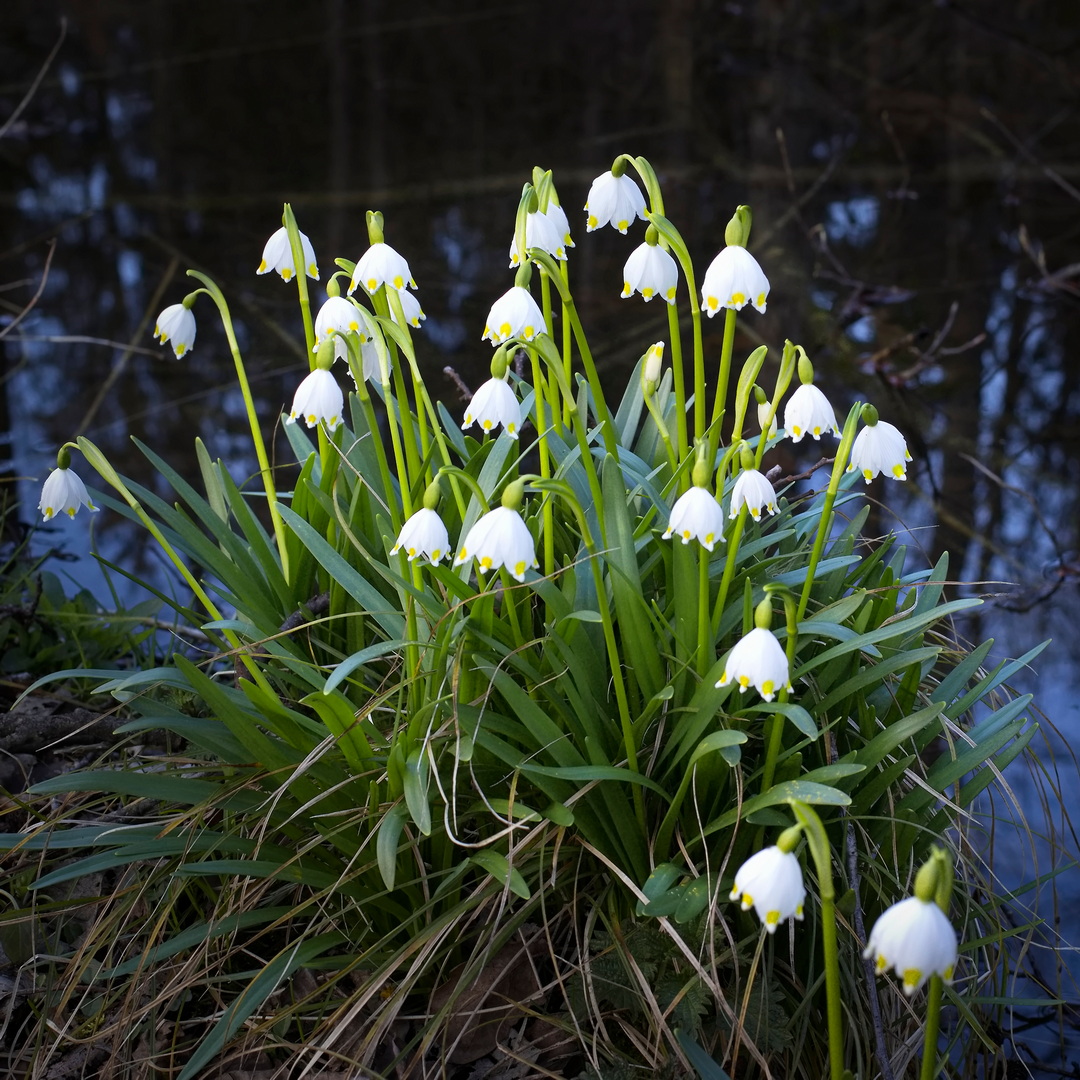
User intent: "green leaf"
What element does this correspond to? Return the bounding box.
[403,747,432,836]
[376,803,409,892]
[470,849,530,900]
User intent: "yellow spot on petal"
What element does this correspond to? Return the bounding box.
[282,268,293,281]
[902,968,922,991]
[306,413,317,424]
[587,214,599,228]
[892,464,906,479]
[765,910,780,926]
[730,291,746,305]
[741,893,753,911]
[65,507,76,518]
[706,296,719,311]
[522,324,535,338]
[348,320,359,331]
[680,529,692,540]
[430,548,442,562]
[729,886,740,901]
[761,680,775,697]
[756,292,766,307]
[875,955,888,974]
[175,344,187,357]
[507,423,517,435]
[392,275,404,288]
[482,419,493,430]
[665,287,676,300]
[812,425,821,436]
[642,287,654,298]
[616,220,629,232]
[458,547,468,560]
[514,560,526,577]
[704,532,715,543]
[792,425,803,436]
[499,322,512,338]
[257,260,268,273]
[43,507,55,519]
[366,278,378,291]
[480,556,493,569]
[407,546,417,557]
[737,675,750,690]
[308,263,318,277]
[862,469,874,481]
[622,282,632,296]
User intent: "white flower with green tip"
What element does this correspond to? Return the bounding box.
[39,467,98,521]
[258,226,319,281]
[784,383,839,442]
[622,242,678,303]
[287,368,343,431]
[662,487,726,552]
[848,420,911,482]
[454,506,537,583]
[482,286,545,345]
[701,245,769,315]
[462,377,521,439]
[716,626,790,701]
[729,846,806,933]
[584,171,646,234]
[729,469,777,521]
[349,242,415,296]
[154,303,196,359]
[864,896,958,996]
[390,508,450,565]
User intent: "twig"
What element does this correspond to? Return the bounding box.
[0,18,67,142]
[0,240,56,343]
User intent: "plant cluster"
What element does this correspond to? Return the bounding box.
[1,157,1049,1079]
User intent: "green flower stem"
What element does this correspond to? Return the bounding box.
[707,307,738,463]
[530,250,616,457]
[920,976,945,1080]
[709,448,746,637]
[642,383,678,477]
[185,271,290,582]
[348,342,402,535]
[789,800,845,1080]
[383,288,431,478]
[664,302,689,471]
[529,348,556,581]
[375,343,414,521]
[499,569,525,649]
[75,437,275,695]
[796,401,862,623]
[759,595,799,792]
[696,544,712,678]
[282,204,316,359]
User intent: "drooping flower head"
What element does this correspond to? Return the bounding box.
[482,285,545,346]
[348,241,416,296]
[314,294,368,360]
[584,169,646,234]
[39,462,98,521]
[390,507,450,565]
[454,499,538,583]
[847,405,911,483]
[662,486,726,552]
[258,226,319,282]
[509,209,567,267]
[389,288,426,328]
[153,301,197,359]
[542,200,574,251]
[730,845,806,933]
[785,383,840,442]
[865,846,959,996]
[622,237,678,304]
[716,626,791,702]
[729,468,778,522]
[287,367,343,432]
[701,245,770,315]
[462,376,521,440]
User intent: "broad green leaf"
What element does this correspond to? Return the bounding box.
[376,804,409,891]
[470,849,530,900]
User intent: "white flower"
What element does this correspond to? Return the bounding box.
[584,171,646,234]
[482,286,545,345]
[729,846,806,933]
[153,303,196,359]
[622,243,678,303]
[729,469,777,522]
[390,508,450,565]
[716,626,790,701]
[462,377,521,439]
[39,467,98,521]
[509,209,567,267]
[454,506,538,583]
[662,487,726,552]
[847,420,911,483]
[701,246,769,315]
[287,368,343,431]
[757,400,778,440]
[348,242,415,296]
[544,201,574,250]
[314,296,364,344]
[784,384,839,442]
[257,226,319,282]
[389,288,426,328]
[864,896,958,996]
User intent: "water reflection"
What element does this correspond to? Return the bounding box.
[2,0,1078,1068]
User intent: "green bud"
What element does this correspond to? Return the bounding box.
[645,223,660,247]
[514,262,533,290]
[422,479,442,512]
[182,291,199,310]
[642,342,664,395]
[526,186,539,215]
[753,384,768,405]
[724,205,753,247]
[57,446,71,470]
[753,596,773,631]
[860,403,880,427]
[490,345,509,380]
[691,441,712,488]
[326,276,341,299]
[500,478,526,511]
[738,441,755,472]
[366,210,385,246]
[797,346,815,386]
[777,824,802,854]
[315,337,336,371]
[610,156,628,178]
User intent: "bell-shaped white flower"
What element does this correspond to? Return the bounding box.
[509,209,567,267]
[662,486,726,552]
[482,286,545,345]
[348,242,415,296]
[701,245,770,315]
[389,288,426,328]
[847,420,911,483]
[390,507,450,565]
[454,506,538,583]
[314,296,364,344]
[462,377,521,439]
[544,201,574,250]
[784,383,839,442]
[729,846,806,933]
[864,896,958,996]
[729,469,777,522]
[257,226,319,282]
[757,399,778,441]
[39,467,98,521]
[716,626,790,702]
[584,171,646,234]
[154,303,196,359]
[622,243,678,304]
[287,368,343,431]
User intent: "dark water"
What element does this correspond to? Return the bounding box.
[2,0,1079,1071]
